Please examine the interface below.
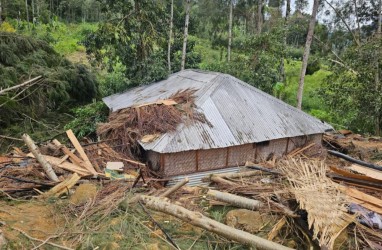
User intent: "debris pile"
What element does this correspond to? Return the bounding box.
[1,130,382,249]
[97,89,209,157]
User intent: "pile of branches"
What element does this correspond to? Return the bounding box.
[98,89,209,157]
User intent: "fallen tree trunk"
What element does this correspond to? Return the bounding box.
[22,134,59,182]
[207,189,262,210]
[210,175,237,186]
[328,150,382,171]
[159,178,189,198]
[140,195,292,250]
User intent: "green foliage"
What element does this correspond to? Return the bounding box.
[64,101,108,137]
[0,32,98,128]
[319,39,382,134]
[84,0,169,86]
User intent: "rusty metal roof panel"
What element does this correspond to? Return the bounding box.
[103,70,333,153]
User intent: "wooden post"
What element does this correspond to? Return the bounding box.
[22,134,59,182]
[140,196,293,250]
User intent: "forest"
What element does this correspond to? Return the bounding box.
[0,0,381,149]
[1,1,382,249]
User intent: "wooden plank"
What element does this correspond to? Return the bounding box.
[28,153,90,176]
[53,139,84,167]
[348,164,382,181]
[338,186,382,208]
[330,166,382,183]
[40,173,80,198]
[66,129,98,176]
[58,149,76,165]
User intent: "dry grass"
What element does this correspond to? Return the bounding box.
[278,158,355,249]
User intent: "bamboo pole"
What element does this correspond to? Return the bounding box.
[207,189,262,210]
[22,134,59,182]
[140,195,292,250]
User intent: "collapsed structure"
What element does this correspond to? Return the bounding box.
[102,70,333,177]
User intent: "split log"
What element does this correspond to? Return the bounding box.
[328,150,382,171]
[22,134,59,182]
[40,173,80,198]
[159,178,189,198]
[66,129,98,176]
[140,195,292,250]
[207,189,262,210]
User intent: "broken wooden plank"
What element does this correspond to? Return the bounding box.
[268,216,286,241]
[22,134,59,182]
[329,166,382,183]
[140,195,292,250]
[52,139,83,166]
[339,185,382,209]
[66,129,98,176]
[28,153,90,176]
[207,189,262,210]
[58,149,76,165]
[288,143,315,157]
[348,165,382,181]
[40,173,80,198]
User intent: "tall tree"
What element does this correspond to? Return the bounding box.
[296,0,319,109]
[375,0,382,135]
[181,0,191,70]
[257,0,263,34]
[279,0,291,87]
[227,0,233,62]
[168,0,174,72]
[0,0,2,25]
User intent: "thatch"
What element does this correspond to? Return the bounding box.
[278,158,355,249]
[97,89,209,158]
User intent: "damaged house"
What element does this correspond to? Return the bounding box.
[101,70,332,177]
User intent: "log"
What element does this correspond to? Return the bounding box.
[210,176,237,186]
[40,173,80,198]
[328,150,382,171]
[140,195,292,250]
[159,178,189,198]
[66,129,98,176]
[207,189,262,210]
[215,171,259,179]
[22,134,59,182]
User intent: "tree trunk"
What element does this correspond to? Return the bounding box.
[140,195,293,250]
[31,0,35,24]
[25,0,30,28]
[279,0,291,98]
[22,134,59,182]
[0,0,3,25]
[181,0,191,71]
[296,0,319,109]
[167,0,174,73]
[375,0,382,135]
[227,0,233,62]
[159,178,188,198]
[257,0,263,34]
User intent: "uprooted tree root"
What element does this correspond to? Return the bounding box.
[97,89,210,158]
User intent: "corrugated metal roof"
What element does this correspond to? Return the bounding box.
[103,69,333,153]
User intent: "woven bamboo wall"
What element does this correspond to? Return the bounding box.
[147,134,324,177]
[228,144,256,166]
[164,151,197,176]
[256,138,288,161]
[198,148,227,171]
